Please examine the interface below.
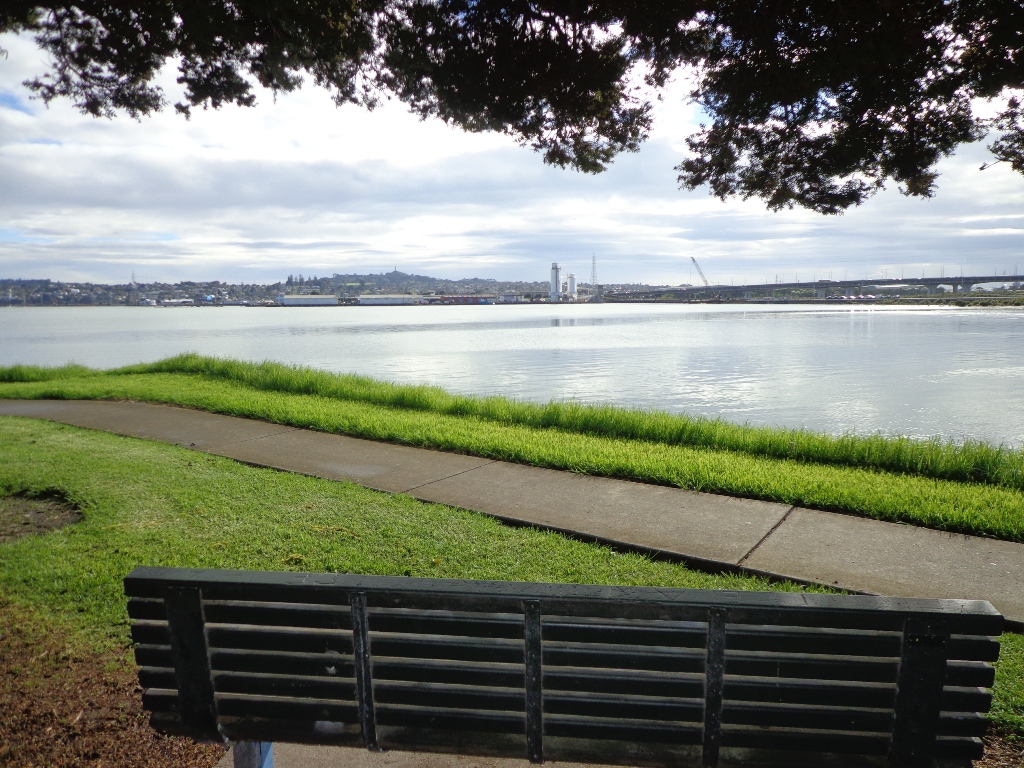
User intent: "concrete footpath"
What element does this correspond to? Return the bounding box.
[2,399,1021,628]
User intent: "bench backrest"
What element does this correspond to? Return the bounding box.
[125,567,1003,768]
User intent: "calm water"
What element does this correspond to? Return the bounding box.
[2,304,1022,446]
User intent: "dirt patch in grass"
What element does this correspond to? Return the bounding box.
[0,491,83,543]
[0,598,224,768]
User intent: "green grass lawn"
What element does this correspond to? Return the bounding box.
[2,357,1024,542]
[0,416,1021,735]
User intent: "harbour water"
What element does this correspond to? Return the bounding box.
[1,303,1022,446]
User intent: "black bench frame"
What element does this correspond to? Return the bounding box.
[125,567,1004,768]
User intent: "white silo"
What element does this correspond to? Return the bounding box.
[549,263,562,302]
[567,273,577,300]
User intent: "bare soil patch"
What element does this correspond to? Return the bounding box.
[0,598,224,768]
[0,492,83,543]
[981,731,1024,767]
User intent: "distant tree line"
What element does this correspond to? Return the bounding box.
[0,272,557,305]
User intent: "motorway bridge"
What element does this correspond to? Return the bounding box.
[606,274,1022,300]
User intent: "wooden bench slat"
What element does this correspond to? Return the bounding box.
[935,713,990,738]
[138,666,177,690]
[933,736,986,760]
[207,601,352,629]
[541,618,706,647]
[212,648,357,678]
[543,716,704,745]
[544,643,707,673]
[214,671,357,700]
[374,658,524,687]
[374,704,525,733]
[721,727,890,755]
[372,634,524,663]
[216,693,358,723]
[208,626,355,655]
[723,701,895,732]
[141,688,179,713]
[372,608,525,639]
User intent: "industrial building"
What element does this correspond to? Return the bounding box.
[549,263,580,302]
[437,295,495,305]
[277,295,339,306]
[356,294,425,306]
[549,263,562,302]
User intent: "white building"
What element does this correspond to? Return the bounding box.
[356,294,424,306]
[550,263,562,302]
[567,274,577,300]
[277,295,339,306]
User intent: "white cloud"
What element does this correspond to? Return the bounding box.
[2,31,1024,285]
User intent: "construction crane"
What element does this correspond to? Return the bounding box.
[690,256,710,287]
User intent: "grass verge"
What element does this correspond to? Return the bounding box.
[121,354,1024,490]
[1,364,1024,542]
[7,353,1024,490]
[0,417,1020,736]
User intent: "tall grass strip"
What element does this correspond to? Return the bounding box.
[111,354,1024,491]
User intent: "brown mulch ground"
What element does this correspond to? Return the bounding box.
[0,492,83,544]
[0,599,225,768]
[981,731,1024,768]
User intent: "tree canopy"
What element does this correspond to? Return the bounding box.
[3,1,1022,213]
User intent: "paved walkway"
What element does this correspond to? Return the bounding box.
[213,742,606,768]
[2,399,1022,627]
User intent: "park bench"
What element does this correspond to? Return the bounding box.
[125,566,1004,768]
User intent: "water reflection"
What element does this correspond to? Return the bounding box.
[1,304,1022,446]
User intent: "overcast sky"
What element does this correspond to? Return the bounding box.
[2,31,1023,287]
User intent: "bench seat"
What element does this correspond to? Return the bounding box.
[125,567,1004,768]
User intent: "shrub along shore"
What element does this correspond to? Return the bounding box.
[1,356,1023,542]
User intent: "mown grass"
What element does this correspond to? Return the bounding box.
[0,417,1020,735]
[2,368,1024,542]
[115,354,1024,491]
[0,416,804,641]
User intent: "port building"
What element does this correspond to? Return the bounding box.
[277,295,339,306]
[356,294,425,306]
